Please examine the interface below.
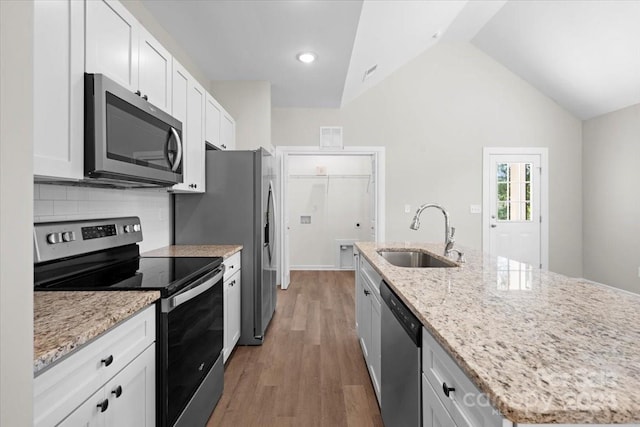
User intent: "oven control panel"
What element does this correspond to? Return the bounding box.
[34,217,143,263]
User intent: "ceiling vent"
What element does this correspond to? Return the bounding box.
[362,64,378,82]
[319,127,343,150]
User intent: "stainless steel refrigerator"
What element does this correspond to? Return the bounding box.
[174,148,277,345]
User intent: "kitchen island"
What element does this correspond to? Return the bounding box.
[355,242,640,425]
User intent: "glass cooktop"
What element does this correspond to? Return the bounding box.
[35,256,222,297]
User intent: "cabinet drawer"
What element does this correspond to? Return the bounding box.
[422,327,503,427]
[34,305,156,427]
[223,251,241,281]
[423,373,456,427]
[361,258,381,303]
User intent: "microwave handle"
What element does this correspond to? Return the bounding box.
[169,127,183,172]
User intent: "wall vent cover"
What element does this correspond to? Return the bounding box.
[319,127,343,149]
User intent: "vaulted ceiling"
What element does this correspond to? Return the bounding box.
[142,0,640,119]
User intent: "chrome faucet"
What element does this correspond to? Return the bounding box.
[409,203,456,257]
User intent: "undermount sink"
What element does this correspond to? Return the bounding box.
[377,250,457,268]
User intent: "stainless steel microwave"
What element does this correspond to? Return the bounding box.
[84,73,183,187]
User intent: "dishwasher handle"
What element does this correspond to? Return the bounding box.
[380,281,421,346]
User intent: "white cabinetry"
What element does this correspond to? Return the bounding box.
[355,251,382,404]
[34,306,156,427]
[59,344,155,427]
[205,94,236,151]
[85,0,139,91]
[422,327,507,427]
[171,59,205,193]
[33,0,84,180]
[205,93,222,148]
[86,0,172,113]
[422,374,456,427]
[137,27,172,112]
[220,112,236,150]
[223,251,242,363]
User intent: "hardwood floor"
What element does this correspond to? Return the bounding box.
[207,270,383,427]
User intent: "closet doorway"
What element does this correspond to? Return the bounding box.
[276,147,385,290]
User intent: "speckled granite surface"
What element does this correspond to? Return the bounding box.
[356,242,640,425]
[34,291,159,374]
[142,244,242,259]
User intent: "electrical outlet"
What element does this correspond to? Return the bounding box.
[404,204,411,213]
[470,204,482,214]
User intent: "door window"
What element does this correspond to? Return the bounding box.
[496,162,532,222]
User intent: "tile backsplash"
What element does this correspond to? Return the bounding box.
[34,184,172,253]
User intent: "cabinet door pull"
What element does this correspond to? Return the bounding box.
[442,382,455,397]
[142,94,148,101]
[111,385,123,398]
[135,90,141,96]
[97,399,109,413]
[230,280,236,287]
[364,289,371,296]
[101,355,114,367]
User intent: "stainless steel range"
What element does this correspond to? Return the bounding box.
[34,217,224,427]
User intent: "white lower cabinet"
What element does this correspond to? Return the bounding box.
[223,251,242,363]
[59,344,155,427]
[355,251,382,404]
[422,326,508,427]
[34,306,156,427]
[422,374,456,427]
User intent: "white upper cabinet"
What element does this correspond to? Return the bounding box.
[138,27,172,112]
[220,111,236,150]
[205,93,222,148]
[86,0,171,113]
[85,0,139,91]
[33,0,85,180]
[206,94,236,151]
[171,60,205,193]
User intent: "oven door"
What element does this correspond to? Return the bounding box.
[160,266,224,427]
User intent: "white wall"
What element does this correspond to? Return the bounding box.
[582,103,640,293]
[210,80,273,151]
[288,155,373,268]
[34,184,172,253]
[273,42,584,277]
[0,1,34,425]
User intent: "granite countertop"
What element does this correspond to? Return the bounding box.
[355,241,640,425]
[143,244,242,259]
[34,291,160,375]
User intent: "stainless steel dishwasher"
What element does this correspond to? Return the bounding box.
[381,280,421,427]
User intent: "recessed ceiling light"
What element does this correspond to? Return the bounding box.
[296,52,317,64]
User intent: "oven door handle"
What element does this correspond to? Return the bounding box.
[168,266,224,310]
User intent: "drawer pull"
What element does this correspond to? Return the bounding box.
[97,399,109,413]
[101,355,114,367]
[111,385,123,398]
[442,382,456,397]
[230,280,236,287]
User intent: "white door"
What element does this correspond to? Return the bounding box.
[483,148,548,268]
[280,154,291,289]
